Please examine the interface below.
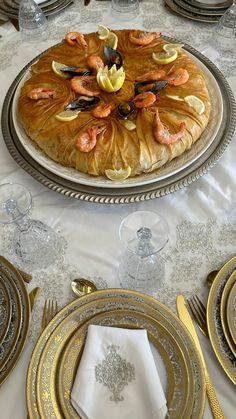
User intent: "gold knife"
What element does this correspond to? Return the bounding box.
[176,294,225,419]
[29,287,41,312]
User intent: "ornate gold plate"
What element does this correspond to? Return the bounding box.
[226,281,236,347]
[56,310,190,419]
[220,270,236,357]
[207,256,236,385]
[0,267,22,373]
[0,276,12,346]
[0,256,31,386]
[27,290,205,419]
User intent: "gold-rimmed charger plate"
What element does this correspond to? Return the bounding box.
[56,310,190,419]
[27,290,205,419]
[207,255,236,385]
[0,276,12,346]
[0,266,22,372]
[0,256,31,386]
[220,270,236,357]
[226,281,236,347]
[184,0,232,10]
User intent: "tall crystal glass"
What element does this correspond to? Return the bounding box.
[118,210,169,293]
[213,1,236,51]
[19,0,49,43]
[0,183,61,271]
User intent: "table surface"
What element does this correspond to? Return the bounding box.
[0,1,236,418]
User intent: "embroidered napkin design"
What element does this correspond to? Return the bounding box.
[71,324,167,419]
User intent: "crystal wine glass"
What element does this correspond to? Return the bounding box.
[118,210,169,293]
[212,1,236,52]
[0,183,62,271]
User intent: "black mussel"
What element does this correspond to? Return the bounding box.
[134,80,168,95]
[66,96,100,110]
[103,46,123,69]
[118,102,136,119]
[61,66,92,77]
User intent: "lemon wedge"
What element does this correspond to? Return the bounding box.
[163,43,184,52]
[106,32,118,50]
[98,24,110,40]
[52,61,70,79]
[152,49,178,65]
[184,95,205,115]
[55,110,80,122]
[97,65,125,93]
[105,166,132,181]
[120,120,136,131]
[166,94,184,101]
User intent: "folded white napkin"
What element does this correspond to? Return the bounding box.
[71,325,167,419]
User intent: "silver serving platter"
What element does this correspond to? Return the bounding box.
[1,38,236,204]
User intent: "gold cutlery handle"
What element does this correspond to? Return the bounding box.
[205,373,225,419]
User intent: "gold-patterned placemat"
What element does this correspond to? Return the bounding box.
[27,290,205,419]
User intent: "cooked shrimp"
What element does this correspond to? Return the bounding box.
[87,55,104,72]
[76,126,106,152]
[133,92,156,108]
[27,88,55,100]
[65,32,88,49]
[129,30,161,46]
[70,76,100,96]
[136,70,166,82]
[153,110,186,144]
[166,68,189,86]
[92,103,114,118]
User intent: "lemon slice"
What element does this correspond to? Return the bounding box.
[152,49,178,65]
[97,66,125,93]
[97,73,114,92]
[184,95,205,115]
[105,166,131,181]
[98,24,110,40]
[120,120,136,131]
[106,32,118,50]
[55,110,80,122]
[52,61,70,79]
[163,43,184,52]
[166,94,184,101]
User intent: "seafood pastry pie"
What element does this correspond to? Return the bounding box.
[17,28,211,180]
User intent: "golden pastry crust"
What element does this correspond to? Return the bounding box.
[17,29,211,178]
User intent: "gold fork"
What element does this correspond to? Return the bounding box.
[187,295,209,337]
[41,299,58,331]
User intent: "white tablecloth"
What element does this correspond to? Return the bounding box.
[0,1,235,418]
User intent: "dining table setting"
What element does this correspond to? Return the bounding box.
[0,0,236,418]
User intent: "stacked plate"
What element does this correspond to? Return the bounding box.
[207,255,236,385]
[165,0,232,23]
[0,0,74,20]
[27,289,206,418]
[0,255,30,386]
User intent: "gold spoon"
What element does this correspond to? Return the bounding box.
[71,278,97,297]
[206,270,219,287]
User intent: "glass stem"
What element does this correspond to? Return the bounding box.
[4,198,31,232]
